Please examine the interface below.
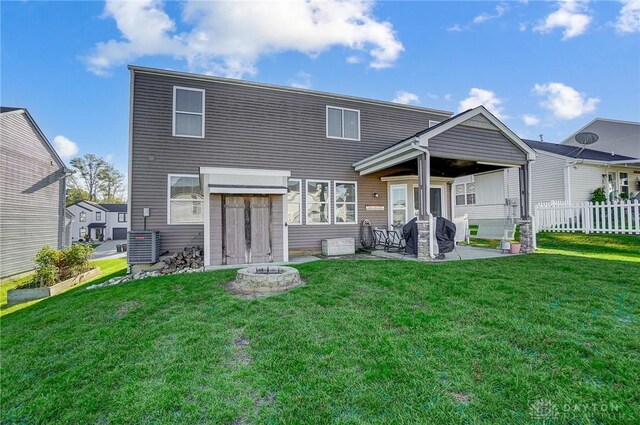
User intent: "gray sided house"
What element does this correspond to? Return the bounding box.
[0,107,69,279]
[524,139,640,204]
[67,201,128,242]
[128,66,536,266]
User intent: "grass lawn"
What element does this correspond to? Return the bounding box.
[1,235,639,424]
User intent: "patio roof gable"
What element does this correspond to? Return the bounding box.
[353,106,536,176]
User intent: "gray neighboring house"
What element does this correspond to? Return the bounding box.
[523,139,640,204]
[562,118,640,159]
[0,107,70,279]
[128,66,536,266]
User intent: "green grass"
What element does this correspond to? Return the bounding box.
[1,235,639,424]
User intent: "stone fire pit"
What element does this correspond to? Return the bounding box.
[226,265,303,296]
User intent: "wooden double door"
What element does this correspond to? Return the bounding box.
[222,195,273,265]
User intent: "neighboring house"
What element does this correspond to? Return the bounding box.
[524,139,640,204]
[67,201,128,242]
[0,107,70,279]
[128,66,536,266]
[562,118,640,159]
[452,120,640,224]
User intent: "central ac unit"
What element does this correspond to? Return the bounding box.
[128,231,160,264]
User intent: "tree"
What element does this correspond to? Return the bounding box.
[97,164,125,203]
[69,154,108,202]
[66,187,90,206]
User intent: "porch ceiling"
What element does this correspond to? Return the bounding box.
[380,157,509,179]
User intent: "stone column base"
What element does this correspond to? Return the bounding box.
[417,220,433,261]
[519,219,535,253]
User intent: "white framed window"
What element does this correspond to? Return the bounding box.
[287,179,302,225]
[173,86,205,138]
[306,180,331,224]
[96,212,102,221]
[619,172,629,197]
[334,181,357,224]
[79,227,86,238]
[390,184,407,228]
[118,213,127,222]
[167,174,204,224]
[455,183,476,206]
[79,211,86,222]
[326,106,360,141]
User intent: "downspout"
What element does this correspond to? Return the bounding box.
[564,159,577,204]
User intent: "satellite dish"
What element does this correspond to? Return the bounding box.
[575,132,599,145]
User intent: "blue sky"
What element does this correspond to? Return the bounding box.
[2,0,639,175]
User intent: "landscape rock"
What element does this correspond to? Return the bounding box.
[86,246,204,290]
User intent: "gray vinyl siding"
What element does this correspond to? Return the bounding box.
[530,152,566,205]
[0,112,65,278]
[130,71,449,253]
[429,125,528,165]
[563,120,640,159]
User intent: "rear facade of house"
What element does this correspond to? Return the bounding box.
[0,108,68,279]
[128,66,535,266]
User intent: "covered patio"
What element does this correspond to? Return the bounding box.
[352,106,537,260]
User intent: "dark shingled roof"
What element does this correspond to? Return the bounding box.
[523,139,638,162]
[0,107,23,113]
[99,203,127,213]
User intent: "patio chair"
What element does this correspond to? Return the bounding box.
[385,229,406,252]
[373,228,388,250]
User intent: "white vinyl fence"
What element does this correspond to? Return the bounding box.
[535,200,640,235]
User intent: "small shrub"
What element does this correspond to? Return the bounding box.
[591,187,607,203]
[620,192,629,201]
[34,246,62,269]
[22,245,95,288]
[35,265,59,287]
[64,244,94,275]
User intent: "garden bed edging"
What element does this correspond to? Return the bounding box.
[7,267,101,305]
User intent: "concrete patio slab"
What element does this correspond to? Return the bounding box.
[370,244,517,262]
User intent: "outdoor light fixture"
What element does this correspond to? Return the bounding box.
[373,192,379,198]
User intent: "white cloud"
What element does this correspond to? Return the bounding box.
[519,22,528,32]
[615,0,640,33]
[346,55,362,64]
[86,0,404,78]
[533,0,592,40]
[473,3,508,24]
[533,82,600,119]
[522,114,540,126]
[458,88,506,119]
[392,90,420,105]
[53,135,79,160]
[447,24,464,32]
[443,94,453,102]
[290,71,312,89]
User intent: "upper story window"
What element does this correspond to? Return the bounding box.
[96,212,102,221]
[168,175,204,224]
[455,183,476,206]
[173,87,205,138]
[79,211,86,222]
[118,213,127,222]
[287,179,302,225]
[326,106,360,141]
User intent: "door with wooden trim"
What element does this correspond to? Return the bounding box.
[222,195,273,265]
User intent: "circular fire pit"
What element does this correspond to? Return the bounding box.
[227,266,303,296]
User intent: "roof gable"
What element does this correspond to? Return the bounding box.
[0,107,67,170]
